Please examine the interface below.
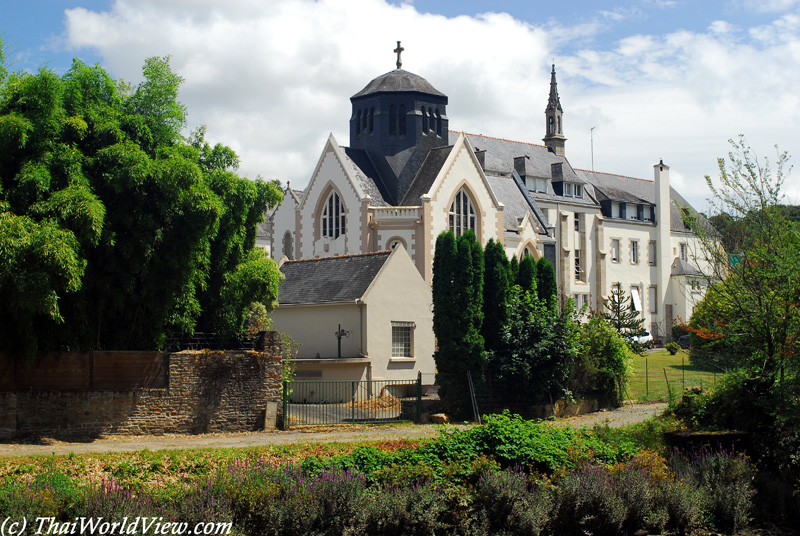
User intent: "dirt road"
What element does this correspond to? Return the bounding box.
[0,402,667,457]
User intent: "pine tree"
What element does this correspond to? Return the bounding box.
[602,288,648,354]
[536,257,558,304]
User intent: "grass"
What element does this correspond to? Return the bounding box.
[627,349,722,402]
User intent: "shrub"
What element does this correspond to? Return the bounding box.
[350,480,449,535]
[551,465,627,536]
[472,468,552,536]
[670,449,756,533]
[665,342,680,355]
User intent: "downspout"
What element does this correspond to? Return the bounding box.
[356,298,372,392]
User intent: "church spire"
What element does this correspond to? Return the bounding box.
[543,64,566,156]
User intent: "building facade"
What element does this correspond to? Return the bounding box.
[270,51,708,342]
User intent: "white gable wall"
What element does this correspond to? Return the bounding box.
[297,143,364,260]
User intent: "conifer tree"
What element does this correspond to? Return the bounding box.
[509,255,520,284]
[482,239,509,352]
[536,257,558,304]
[432,230,484,412]
[517,254,538,294]
[602,288,648,354]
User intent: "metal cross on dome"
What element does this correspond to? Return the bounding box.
[394,41,404,69]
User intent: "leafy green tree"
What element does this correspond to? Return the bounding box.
[482,239,509,353]
[516,254,537,294]
[488,286,580,403]
[685,136,799,383]
[602,288,648,354]
[535,257,557,304]
[0,57,282,359]
[576,315,635,406]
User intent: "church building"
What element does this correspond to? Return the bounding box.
[270,43,708,343]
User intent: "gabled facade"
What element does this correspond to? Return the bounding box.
[270,51,709,343]
[270,246,435,393]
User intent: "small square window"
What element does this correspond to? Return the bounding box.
[575,184,583,198]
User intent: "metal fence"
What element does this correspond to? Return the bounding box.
[282,376,422,429]
[631,354,722,402]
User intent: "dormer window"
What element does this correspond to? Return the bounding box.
[563,182,583,198]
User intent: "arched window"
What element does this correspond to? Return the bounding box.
[435,109,442,135]
[282,231,293,260]
[428,108,434,132]
[398,104,406,136]
[322,191,346,239]
[449,188,477,237]
[523,246,534,258]
[389,105,396,136]
[549,117,554,135]
[356,110,362,135]
[557,116,561,134]
[421,107,428,132]
[369,107,374,134]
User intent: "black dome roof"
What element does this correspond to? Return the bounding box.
[352,69,445,99]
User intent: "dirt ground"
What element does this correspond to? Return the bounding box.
[0,402,667,457]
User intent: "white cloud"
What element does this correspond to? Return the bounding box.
[61,0,799,211]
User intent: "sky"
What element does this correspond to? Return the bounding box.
[1,0,799,212]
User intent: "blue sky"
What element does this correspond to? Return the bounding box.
[1,0,798,210]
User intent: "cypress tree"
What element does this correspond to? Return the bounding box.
[482,239,509,353]
[509,255,519,284]
[432,230,458,357]
[517,254,538,295]
[536,257,558,304]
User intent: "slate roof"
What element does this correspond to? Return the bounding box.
[352,69,446,98]
[399,145,454,205]
[455,132,596,207]
[278,251,392,305]
[577,169,708,233]
[341,148,390,206]
[671,258,704,277]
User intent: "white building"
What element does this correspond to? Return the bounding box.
[270,49,708,343]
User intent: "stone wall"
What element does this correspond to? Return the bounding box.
[0,338,284,439]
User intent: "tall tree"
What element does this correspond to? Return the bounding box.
[516,254,537,295]
[432,230,485,411]
[536,257,558,304]
[0,57,282,359]
[602,288,648,354]
[686,136,799,382]
[482,239,509,353]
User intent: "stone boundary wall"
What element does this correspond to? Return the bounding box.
[0,338,284,439]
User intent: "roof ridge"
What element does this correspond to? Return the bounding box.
[284,250,392,264]
[576,167,653,183]
[450,130,548,149]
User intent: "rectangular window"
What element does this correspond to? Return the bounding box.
[574,213,580,232]
[620,203,627,219]
[575,184,583,198]
[391,321,415,358]
[611,239,620,262]
[637,205,644,220]
[649,241,657,266]
[649,286,657,314]
[537,178,547,193]
[574,249,582,281]
[564,183,574,197]
[680,243,688,261]
[631,286,642,312]
[631,241,639,264]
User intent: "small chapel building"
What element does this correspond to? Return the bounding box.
[271,44,708,343]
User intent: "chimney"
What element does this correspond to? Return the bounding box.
[474,149,486,170]
[551,162,563,181]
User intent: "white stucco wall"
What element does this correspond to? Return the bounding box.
[297,142,364,260]
[361,245,436,382]
[270,196,298,260]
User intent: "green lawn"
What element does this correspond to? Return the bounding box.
[627,349,722,402]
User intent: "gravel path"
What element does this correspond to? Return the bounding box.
[0,402,667,457]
